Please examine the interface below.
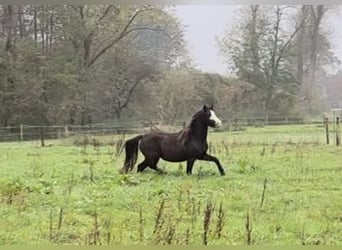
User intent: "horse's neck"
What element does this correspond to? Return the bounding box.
[190,120,208,143]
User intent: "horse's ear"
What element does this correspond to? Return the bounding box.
[210,104,214,110]
[203,105,208,111]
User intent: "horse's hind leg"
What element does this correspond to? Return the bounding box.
[148,157,165,174]
[139,142,164,174]
[137,157,164,174]
[137,159,149,172]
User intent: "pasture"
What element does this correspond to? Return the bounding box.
[0,124,341,245]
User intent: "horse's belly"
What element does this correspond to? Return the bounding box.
[161,155,187,162]
[160,142,188,162]
[160,147,188,162]
[160,154,188,162]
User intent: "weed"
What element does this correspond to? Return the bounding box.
[215,202,226,239]
[203,199,214,245]
[245,212,252,245]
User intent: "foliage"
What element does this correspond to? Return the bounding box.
[219,6,303,119]
[0,4,340,127]
[0,5,187,126]
[218,5,339,118]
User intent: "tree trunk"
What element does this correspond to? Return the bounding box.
[263,89,273,125]
[17,6,25,38]
[297,6,307,85]
[49,14,54,53]
[309,5,324,109]
[83,32,94,67]
[41,28,45,54]
[2,5,16,127]
[34,7,38,43]
[45,13,49,55]
[115,108,122,120]
[5,5,15,53]
[250,5,259,73]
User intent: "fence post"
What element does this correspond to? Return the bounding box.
[39,126,45,147]
[20,124,23,141]
[325,117,329,145]
[64,125,69,138]
[336,117,340,146]
[234,117,238,131]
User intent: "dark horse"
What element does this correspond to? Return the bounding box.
[120,105,226,176]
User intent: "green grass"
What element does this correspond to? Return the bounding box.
[0,124,341,245]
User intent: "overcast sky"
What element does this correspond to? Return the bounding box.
[174,5,342,75]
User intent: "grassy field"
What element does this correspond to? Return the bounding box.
[0,124,342,245]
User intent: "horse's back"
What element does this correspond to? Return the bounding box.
[139,131,172,154]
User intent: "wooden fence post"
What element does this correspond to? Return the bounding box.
[336,117,340,146]
[64,125,69,138]
[234,117,238,131]
[20,124,23,141]
[325,117,329,145]
[40,126,45,147]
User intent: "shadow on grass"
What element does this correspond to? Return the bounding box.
[130,168,226,179]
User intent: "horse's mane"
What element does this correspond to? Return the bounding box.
[177,109,203,146]
[177,127,191,146]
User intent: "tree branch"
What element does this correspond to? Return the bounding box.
[79,6,84,19]
[86,8,166,69]
[98,5,117,22]
[271,6,281,71]
[119,74,148,110]
[274,15,306,71]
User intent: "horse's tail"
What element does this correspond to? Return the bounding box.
[119,135,143,174]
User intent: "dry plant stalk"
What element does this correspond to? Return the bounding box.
[49,210,53,241]
[203,199,214,245]
[153,199,165,244]
[245,212,252,245]
[57,207,64,230]
[260,178,268,208]
[215,202,226,239]
[164,224,176,244]
[184,228,191,245]
[139,207,144,242]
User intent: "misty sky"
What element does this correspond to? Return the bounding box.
[174,5,342,75]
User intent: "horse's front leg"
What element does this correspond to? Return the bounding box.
[198,153,226,176]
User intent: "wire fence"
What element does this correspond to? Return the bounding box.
[0,123,152,142]
[0,116,339,145]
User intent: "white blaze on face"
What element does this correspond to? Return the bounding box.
[209,110,222,127]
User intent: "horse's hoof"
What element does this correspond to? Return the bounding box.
[220,172,226,176]
[119,168,128,175]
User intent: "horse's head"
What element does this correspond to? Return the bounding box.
[200,104,222,128]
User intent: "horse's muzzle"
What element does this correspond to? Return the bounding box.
[214,121,222,128]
